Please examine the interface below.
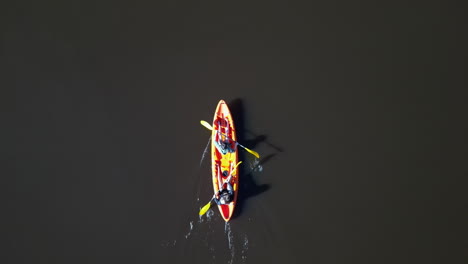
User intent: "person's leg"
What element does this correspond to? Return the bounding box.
[223,161,237,184]
[225,118,230,137]
[226,182,233,193]
[217,164,223,190]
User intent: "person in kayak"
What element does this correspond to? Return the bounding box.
[214,180,234,205]
[214,166,234,205]
[214,117,236,155]
[214,138,236,155]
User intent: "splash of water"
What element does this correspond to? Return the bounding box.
[249,158,263,172]
[160,239,177,248]
[250,159,259,169]
[198,213,204,223]
[199,137,211,166]
[206,209,214,222]
[256,164,263,172]
[198,208,215,224]
[225,222,235,264]
[241,234,249,262]
[184,221,194,239]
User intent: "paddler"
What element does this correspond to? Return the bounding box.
[214,117,236,155]
[214,139,235,155]
[214,180,234,205]
[214,168,234,205]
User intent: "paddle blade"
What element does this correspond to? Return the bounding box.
[199,200,213,216]
[200,120,213,130]
[201,119,260,158]
[243,146,260,159]
[227,161,243,178]
[234,161,243,169]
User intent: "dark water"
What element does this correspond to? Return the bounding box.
[3,1,467,264]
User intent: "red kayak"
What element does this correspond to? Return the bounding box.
[210,100,239,222]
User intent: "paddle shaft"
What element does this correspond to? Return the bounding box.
[200,119,260,158]
[213,129,248,153]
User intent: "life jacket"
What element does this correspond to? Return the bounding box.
[219,189,233,204]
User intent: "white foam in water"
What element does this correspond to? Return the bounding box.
[241,234,249,262]
[161,238,178,248]
[206,209,214,222]
[256,165,263,172]
[225,222,235,264]
[198,213,204,223]
[184,221,194,239]
[250,159,265,172]
[250,159,259,170]
[198,208,213,223]
[199,137,211,166]
[160,240,170,248]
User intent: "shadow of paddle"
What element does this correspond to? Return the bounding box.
[246,131,284,153]
[228,98,275,219]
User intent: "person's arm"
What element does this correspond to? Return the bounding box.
[223,161,241,184]
[213,190,222,205]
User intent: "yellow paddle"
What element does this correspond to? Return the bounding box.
[200,120,260,159]
[199,195,215,216]
[198,161,243,216]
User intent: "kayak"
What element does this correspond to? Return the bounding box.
[211,100,239,222]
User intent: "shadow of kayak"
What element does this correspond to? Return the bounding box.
[228,98,276,220]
